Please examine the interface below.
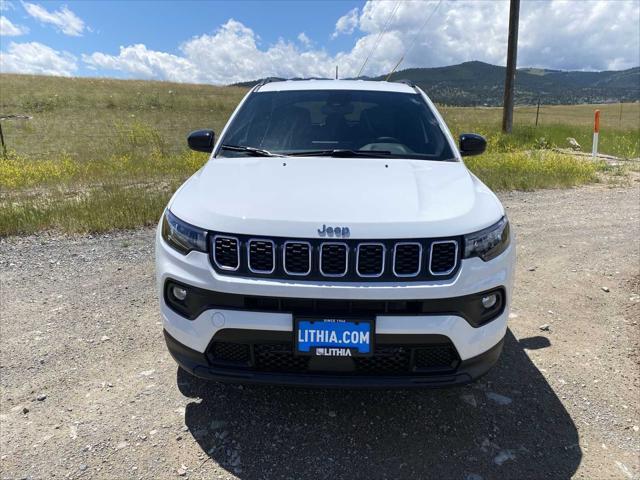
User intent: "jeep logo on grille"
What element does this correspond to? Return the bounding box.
[318,224,350,238]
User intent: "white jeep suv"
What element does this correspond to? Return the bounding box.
[156,79,515,387]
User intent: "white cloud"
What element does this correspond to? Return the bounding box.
[23,2,85,36]
[518,0,640,70]
[1,15,28,35]
[297,32,311,48]
[69,1,640,84]
[83,44,195,82]
[0,41,77,75]
[353,0,640,73]
[332,7,359,38]
[83,20,337,84]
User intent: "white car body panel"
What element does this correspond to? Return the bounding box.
[169,157,503,239]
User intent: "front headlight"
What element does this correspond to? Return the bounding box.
[463,217,510,261]
[161,210,207,255]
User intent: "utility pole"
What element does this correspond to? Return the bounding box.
[502,0,520,133]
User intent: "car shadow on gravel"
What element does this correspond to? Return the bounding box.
[179,330,580,479]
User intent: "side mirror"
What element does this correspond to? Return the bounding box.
[459,133,486,157]
[188,129,215,153]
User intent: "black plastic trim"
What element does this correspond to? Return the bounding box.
[163,279,506,328]
[164,329,504,388]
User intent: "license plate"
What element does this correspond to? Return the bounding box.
[294,317,373,357]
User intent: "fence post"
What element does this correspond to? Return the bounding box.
[535,97,541,127]
[619,101,623,127]
[592,109,600,158]
[0,123,6,158]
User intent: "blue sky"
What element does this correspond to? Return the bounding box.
[1,0,639,83]
[24,1,361,58]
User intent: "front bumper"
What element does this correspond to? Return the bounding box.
[156,226,515,385]
[165,329,504,388]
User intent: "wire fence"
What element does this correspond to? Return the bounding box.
[1,101,637,160]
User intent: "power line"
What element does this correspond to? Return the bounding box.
[357,1,401,78]
[385,0,443,81]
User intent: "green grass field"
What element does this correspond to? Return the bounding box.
[1,73,638,236]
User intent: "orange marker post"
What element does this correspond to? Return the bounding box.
[592,110,600,158]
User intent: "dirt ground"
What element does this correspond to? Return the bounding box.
[1,183,639,480]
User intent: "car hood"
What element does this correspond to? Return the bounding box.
[169,156,504,238]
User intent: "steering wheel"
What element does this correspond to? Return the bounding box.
[375,136,402,143]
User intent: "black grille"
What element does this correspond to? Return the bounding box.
[207,341,250,364]
[320,243,348,276]
[214,236,239,270]
[205,340,459,376]
[414,345,459,370]
[284,242,311,275]
[393,243,421,276]
[357,243,385,277]
[430,241,458,274]
[248,240,275,273]
[354,346,410,374]
[209,234,462,281]
[254,344,308,372]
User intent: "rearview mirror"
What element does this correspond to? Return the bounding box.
[459,133,486,157]
[188,129,215,153]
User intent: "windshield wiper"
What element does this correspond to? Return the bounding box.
[286,149,392,158]
[220,144,282,157]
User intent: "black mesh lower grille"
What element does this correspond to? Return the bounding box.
[248,240,275,273]
[206,341,459,375]
[214,236,239,270]
[284,242,311,275]
[430,242,457,274]
[320,243,348,276]
[207,341,250,364]
[394,243,421,276]
[357,244,384,277]
[414,345,459,370]
[254,344,308,372]
[354,346,410,374]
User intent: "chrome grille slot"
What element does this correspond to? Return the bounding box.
[283,241,311,275]
[213,236,240,271]
[393,243,422,277]
[429,240,458,275]
[320,242,349,277]
[248,239,275,274]
[356,243,385,277]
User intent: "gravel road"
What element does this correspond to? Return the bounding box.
[1,184,639,480]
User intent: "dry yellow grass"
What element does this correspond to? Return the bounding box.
[0,74,636,235]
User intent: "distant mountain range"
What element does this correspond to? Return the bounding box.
[232,61,640,106]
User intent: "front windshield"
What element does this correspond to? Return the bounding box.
[218,89,456,160]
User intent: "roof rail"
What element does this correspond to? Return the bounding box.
[390,78,421,93]
[255,77,285,90]
[392,79,416,87]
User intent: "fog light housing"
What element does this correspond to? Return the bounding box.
[172,286,187,301]
[481,294,497,309]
